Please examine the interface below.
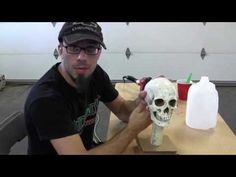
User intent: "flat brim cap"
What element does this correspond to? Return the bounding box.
[63,33,107,49]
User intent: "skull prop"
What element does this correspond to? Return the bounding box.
[144,77,177,146]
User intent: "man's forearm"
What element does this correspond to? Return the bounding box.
[86,126,136,154]
[116,100,137,122]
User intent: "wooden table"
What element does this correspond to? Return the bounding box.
[107,83,236,154]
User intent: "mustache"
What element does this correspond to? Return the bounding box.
[73,61,89,68]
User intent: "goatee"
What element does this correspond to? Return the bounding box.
[75,75,92,94]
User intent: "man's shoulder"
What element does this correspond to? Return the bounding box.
[31,83,62,100]
[93,64,109,80]
[25,82,63,108]
[94,64,104,74]
[25,63,64,106]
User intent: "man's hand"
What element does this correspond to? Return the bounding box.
[105,91,149,123]
[135,91,148,107]
[128,99,152,135]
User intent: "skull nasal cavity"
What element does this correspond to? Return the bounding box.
[155,99,164,106]
[164,108,169,114]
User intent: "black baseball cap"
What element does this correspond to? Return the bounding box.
[58,22,106,49]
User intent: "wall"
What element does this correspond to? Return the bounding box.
[0,22,236,81]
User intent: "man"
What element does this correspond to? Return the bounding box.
[24,22,151,155]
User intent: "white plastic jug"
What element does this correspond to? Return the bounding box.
[185,76,219,130]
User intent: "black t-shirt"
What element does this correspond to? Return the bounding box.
[24,63,118,154]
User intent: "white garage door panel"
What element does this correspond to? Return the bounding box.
[0,22,235,81]
[126,22,204,53]
[0,22,59,54]
[98,53,236,81]
[199,54,236,81]
[204,22,236,53]
[0,54,59,79]
[2,53,234,81]
[99,22,130,53]
[98,53,201,80]
[98,53,128,79]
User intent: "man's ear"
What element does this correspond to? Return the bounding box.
[58,44,63,55]
[97,48,102,60]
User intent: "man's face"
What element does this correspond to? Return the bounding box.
[59,40,101,80]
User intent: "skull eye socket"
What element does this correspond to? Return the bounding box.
[155,99,164,106]
[169,99,176,107]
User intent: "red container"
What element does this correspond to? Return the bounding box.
[177,79,192,101]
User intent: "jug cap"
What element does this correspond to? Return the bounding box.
[200,76,209,83]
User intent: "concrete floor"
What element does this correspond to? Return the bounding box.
[0,82,235,154]
[216,86,236,135]
[0,84,31,121]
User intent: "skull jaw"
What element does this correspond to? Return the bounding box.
[150,112,171,127]
[149,105,173,127]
